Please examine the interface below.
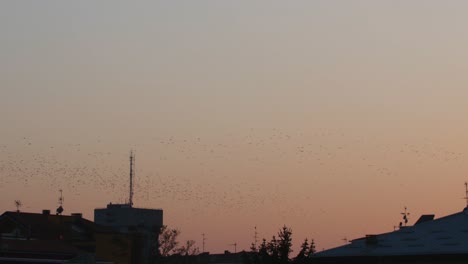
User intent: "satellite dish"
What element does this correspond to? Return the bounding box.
[56,205,63,215]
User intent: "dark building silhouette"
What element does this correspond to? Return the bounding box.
[0,210,114,263]
[163,251,244,264]
[95,203,163,264]
[0,239,92,263]
[313,207,468,263]
[0,210,143,264]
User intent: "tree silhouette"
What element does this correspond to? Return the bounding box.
[277,226,292,264]
[294,238,309,262]
[292,238,316,264]
[268,235,279,264]
[244,226,296,264]
[308,239,316,256]
[158,225,181,257]
[258,238,271,264]
[176,240,199,256]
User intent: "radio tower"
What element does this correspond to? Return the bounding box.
[129,151,135,207]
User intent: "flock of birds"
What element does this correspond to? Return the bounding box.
[0,131,464,210]
[0,130,465,251]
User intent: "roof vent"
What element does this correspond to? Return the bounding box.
[42,210,50,215]
[414,214,435,225]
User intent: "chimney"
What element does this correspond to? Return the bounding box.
[71,213,82,223]
[42,210,50,215]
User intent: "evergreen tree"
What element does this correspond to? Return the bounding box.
[277,226,292,264]
[250,243,257,252]
[307,239,316,256]
[243,242,260,264]
[242,226,297,264]
[296,239,309,259]
[267,235,279,264]
[292,239,309,264]
[258,239,271,264]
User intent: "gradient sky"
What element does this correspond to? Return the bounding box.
[2,0,468,254]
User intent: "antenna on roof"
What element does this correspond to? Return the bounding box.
[253,226,258,249]
[56,189,64,215]
[129,150,135,207]
[14,200,22,212]
[202,233,206,253]
[228,242,237,253]
[399,206,410,227]
[464,182,468,208]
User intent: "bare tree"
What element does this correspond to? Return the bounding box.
[176,240,199,256]
[158,225,181,256]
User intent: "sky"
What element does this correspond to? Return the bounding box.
[2,0,468,254]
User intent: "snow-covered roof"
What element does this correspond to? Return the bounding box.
[316,207,468,257]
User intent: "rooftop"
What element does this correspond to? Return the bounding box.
[0,210,116,240]
[316,207,468,258]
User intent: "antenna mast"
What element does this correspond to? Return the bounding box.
[129,151,135,207]
[56,189,64,215]
[14,200,22,212]
[202,233,206,253]
[59,189,64,206]
[400,206,410,227]
[229,242,237,253]
[254,226,258,249]
[465,182,468,208]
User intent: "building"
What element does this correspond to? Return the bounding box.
[94,203,163,264]
[0,239,92,263]
[93,152,164,263]
[163,252,244,264]
[314,207,468,263]
[0,210,115,263]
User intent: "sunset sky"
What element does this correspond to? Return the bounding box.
[2,1,468,254]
